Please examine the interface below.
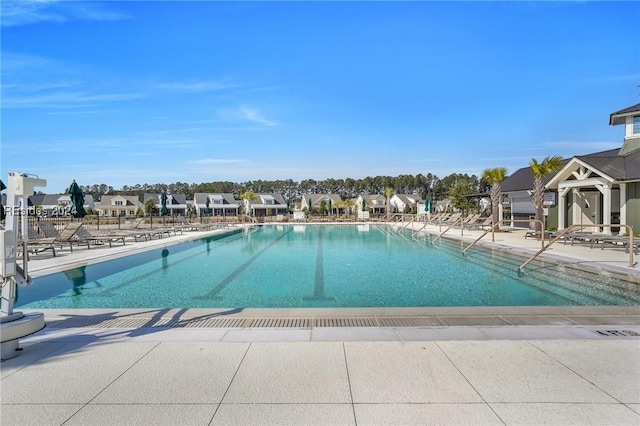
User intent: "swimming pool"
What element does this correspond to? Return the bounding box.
[17,224,640,309]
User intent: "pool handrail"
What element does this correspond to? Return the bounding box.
[519,223,635,271]
[432,216,464,243]
[462,219,545,254]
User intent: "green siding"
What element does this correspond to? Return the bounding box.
[627,182,640,235]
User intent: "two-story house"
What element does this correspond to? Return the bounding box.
[245,193,288,217]
[300,194,342,214]
[193,193,240,216]
[94,195,141,217]
[144,193,187,216]
[354,194,387,215]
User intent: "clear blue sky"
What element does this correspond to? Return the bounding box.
[2,1,639,193]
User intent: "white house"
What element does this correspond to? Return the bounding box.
[94,195,141,217]
[245,193,288,217]
[389,194,423,213]
[193,193,240,216]
[354,194,386,214]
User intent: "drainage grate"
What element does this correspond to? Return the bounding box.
[315,317,379,327]
[247,318,311,328]
[48,318,178,329]
[593,330,640,337]
[47,316,639,331]
[177,318,248,328]
[378,317,444,327]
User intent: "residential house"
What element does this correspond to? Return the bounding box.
[144,193,187,216]
[245,193,288,217]
[193,193,240,216]
[29,193,95,216]
[354,194,387,214]
[501,102,640,235]
[545,103,640,235]
[300,194,342,214]
[389,194,423,214]
[94,195,141,217]
[500,163,568,229]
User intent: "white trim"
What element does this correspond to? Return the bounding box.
[557,177,609,189]
[546,158,615,189]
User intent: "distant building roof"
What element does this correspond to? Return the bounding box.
[609,102,640,125]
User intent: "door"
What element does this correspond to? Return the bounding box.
[575,191,598,230]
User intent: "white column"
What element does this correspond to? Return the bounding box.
[619,183,627,230]
[558,187,569,230]
[572,188,579,227]
[597,184,612,235]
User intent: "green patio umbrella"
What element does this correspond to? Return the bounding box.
[160,191,169,216]
[328,198,332,215]
[68,180,86,218]
[204,196,211,215]
[307,198,312,213]
[0,179,6,221]
[361,198,366,211]
[424,196,431,213]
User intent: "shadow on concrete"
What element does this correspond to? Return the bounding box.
[2,307,244,370]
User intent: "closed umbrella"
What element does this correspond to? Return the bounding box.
[0,179,5,221]
[328,198,332,215]
[424,196,432,221]
[68,180,86,218]
[307,198,312,213]
[361,198,366,211]
[160,191,169,216]
[204,196,211,215]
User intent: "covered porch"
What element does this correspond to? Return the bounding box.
[547,159,625,235]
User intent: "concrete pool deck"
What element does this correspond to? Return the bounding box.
[2,223,639,425]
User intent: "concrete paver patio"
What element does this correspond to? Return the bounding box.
[2,224,639,425]
[1,338,639,425]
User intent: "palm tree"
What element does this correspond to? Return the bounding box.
[343,198,355,220]
[384,187,393,219]
[481,167,508,230]
[530,155,563,233]
[239,191,258,222]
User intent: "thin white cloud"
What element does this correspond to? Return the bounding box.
[188,158,247,165]
[157,79,241,93]
[574,73,640,84]
[2,91,143,109]
[1,0,129,27]
[542,140,620,151]
[479,156,538,162]
[239,107,279,127]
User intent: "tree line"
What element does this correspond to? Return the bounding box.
[79,172,492,210]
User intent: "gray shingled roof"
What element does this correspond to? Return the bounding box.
[573,148,640,180]
[144,193,187,205]
[500,159,569,192]
[502,146,640,192]
[609,103,640,125]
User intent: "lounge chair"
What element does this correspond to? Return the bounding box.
[36,221,86,252]
[439,213,461,226]
[176,216,213,232]
[17,224,57,258]
[108,218,154,241]
[524,229,553,240]
[591,234,639,254]
[466,216,493,230]
[457,214,480,228]
[75,225,126,248]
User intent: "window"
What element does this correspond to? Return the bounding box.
[114,200,123,206]
[633,116,640,135]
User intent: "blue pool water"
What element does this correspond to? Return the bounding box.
[17,224,640,309]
